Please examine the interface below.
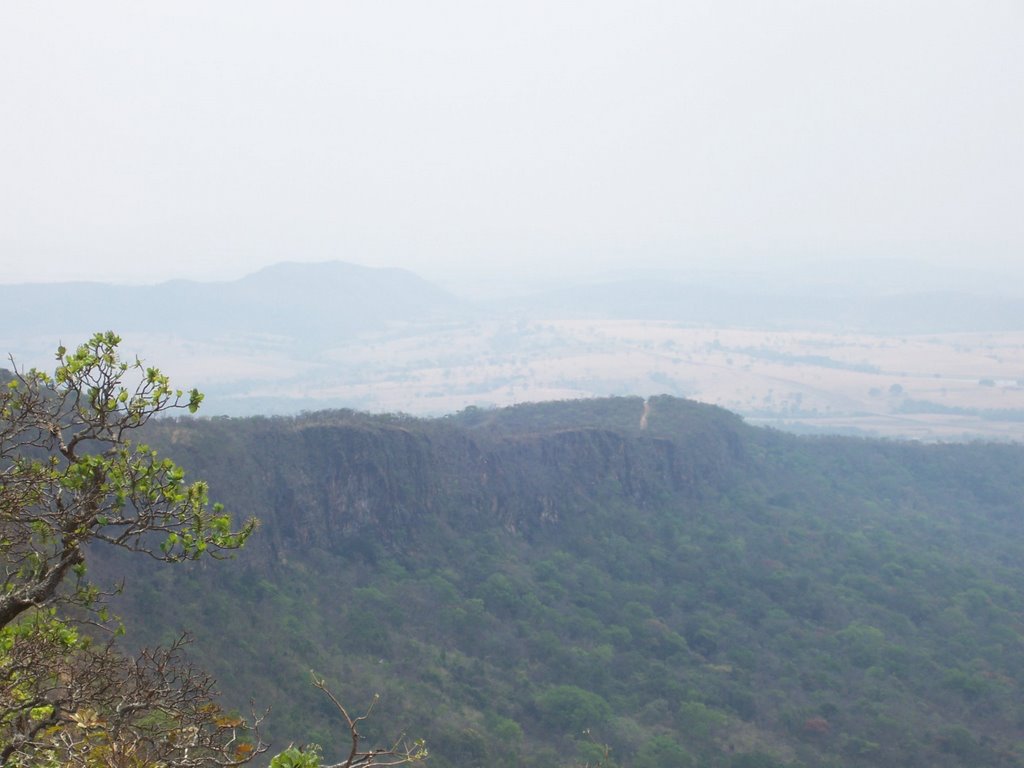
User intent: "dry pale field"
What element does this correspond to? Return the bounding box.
[201,322,1024,441]
[9,323,1024,441]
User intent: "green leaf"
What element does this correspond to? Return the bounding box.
[29,705,54,721]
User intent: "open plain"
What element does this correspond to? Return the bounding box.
[86,320,1024,442]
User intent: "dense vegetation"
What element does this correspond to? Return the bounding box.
[95,395,1024,767]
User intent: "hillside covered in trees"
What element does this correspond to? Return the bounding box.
[95,395,1024,768]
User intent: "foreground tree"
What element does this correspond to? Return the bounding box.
[0,332,262,766]
[0,333,426,767]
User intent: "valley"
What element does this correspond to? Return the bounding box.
[5,261,1022,442]
[112,321,1024,441]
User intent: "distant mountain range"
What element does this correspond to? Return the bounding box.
[0,261,467,342]
[507,280,1024,332]
[5,260,1023,338]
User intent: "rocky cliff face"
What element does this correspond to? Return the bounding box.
[147,396,748,556]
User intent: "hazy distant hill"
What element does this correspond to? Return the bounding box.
[0,261,467,341]
[95,396,1024,768]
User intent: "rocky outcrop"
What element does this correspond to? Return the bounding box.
[145,397,750,555]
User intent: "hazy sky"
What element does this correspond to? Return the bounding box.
[1,1,1021,285]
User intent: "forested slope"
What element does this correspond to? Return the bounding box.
[96,396,1024,768]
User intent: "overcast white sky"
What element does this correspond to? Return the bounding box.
[1,1,1021,285]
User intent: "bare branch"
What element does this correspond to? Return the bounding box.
[310,675,427,768]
